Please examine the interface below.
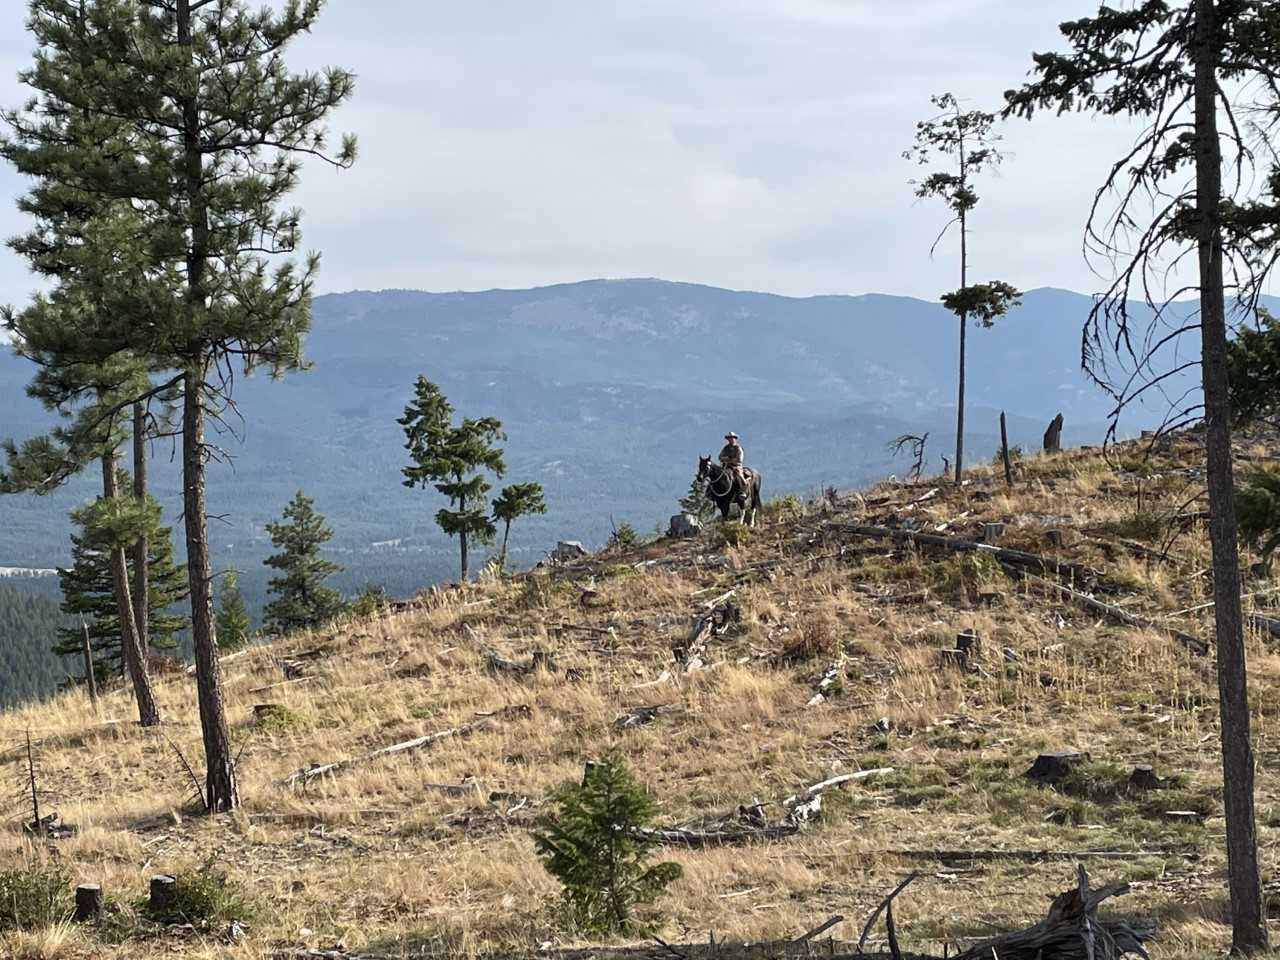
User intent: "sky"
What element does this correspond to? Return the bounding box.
[0,2,1160,302]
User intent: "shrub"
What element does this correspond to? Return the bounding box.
[532,752,682,935]
[0,863,69,931]
[761,495,804,522]
[350,583,388,617]
[716,522,751,549]
[607,523,640,551]
[932,551,1002,595]
[144,867,255,929]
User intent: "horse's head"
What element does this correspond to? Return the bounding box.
[697,455,713,481]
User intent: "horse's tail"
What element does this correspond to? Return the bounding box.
[752,471,763,510]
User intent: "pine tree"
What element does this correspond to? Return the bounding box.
[904,93,1021,485]
[215,572,252,651]
[2,0,356,811]
[399,377,506,581]
[263,492,345,634]
[56,489,187,687]
[1004,3,1280,949]
[678,474,716,524]
[492,482,546,570]
[532,752,682,935]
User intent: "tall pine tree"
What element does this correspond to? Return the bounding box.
[904,93,1020,484]
[399,377,506,581]
[1004,3,1280,949]
[263,492,345,634]
[3,0,356,810]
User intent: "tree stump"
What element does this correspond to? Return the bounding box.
[1043,413,1064,453]
[980,522,1005,544]
[1046,528,1065,547]
[73,883,103,922]
[149,875,177,914]
[1026,751,1088,784]
[1128,764,1162,791]
[955,630,980,657]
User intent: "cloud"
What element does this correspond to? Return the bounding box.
[0,1,1167,302]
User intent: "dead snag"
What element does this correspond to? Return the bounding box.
[953,865,1152,960]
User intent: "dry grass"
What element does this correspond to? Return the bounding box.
[3,435,1280,957]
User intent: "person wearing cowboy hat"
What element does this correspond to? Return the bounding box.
[718,432,746,492]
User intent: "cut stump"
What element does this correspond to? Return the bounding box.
[1026,751,1089,784]
[73,883,102,922]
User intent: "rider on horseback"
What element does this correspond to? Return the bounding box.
[719,433,748,501]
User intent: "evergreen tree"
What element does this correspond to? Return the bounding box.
[399,377,506,581]
[2,0,356,811]
[904,93,1021,485]
[263,492,345,634]
[532,752,682,935]
[492,482,546,570]
[215,572,252,651]
[1004,3,1280,949]
[678,474,716,524]
[56,489,187,686]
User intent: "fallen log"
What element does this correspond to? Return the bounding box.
[1010,567,1209,655]
[642,823,799,847]
[782,769,894,808]
[278,705,529,788]
[829,524,1095,582]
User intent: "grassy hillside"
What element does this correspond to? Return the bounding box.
[2,437,1278,958]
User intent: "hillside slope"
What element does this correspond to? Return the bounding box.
[2,436,1278,959]
[0,281,1146,612]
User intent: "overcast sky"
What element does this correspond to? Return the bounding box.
[0,2,1162,302]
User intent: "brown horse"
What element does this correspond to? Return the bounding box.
[697,456,762,526]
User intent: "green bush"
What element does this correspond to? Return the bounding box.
[716,522,751,549]
[144,868,256,929]
[607,523,640,551]
[532,752,682,935]
[0,862,70,931]
[761,495,804,522]
[350,583,388,617]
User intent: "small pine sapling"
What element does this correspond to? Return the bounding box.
[532,752,682,935]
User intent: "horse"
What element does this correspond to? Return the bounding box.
[697,456,763,526]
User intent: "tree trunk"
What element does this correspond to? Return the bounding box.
[459,490,469,581]
[1194,1,1266,951]
[131,402,149,658]
[955,196,968,485]
[177,0,238,813]
[182,368,239,811]
[101,451,161,726]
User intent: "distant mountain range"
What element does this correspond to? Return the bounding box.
[0,279,1185,613]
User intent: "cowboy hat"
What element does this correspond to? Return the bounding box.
[724,432,739,440]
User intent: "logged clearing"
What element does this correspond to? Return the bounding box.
[5,435,1280,959]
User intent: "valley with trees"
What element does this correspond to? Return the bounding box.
[5,1,1280,959]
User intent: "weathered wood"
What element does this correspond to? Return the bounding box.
[1000,411,1014,486]
[74,883,103,922]
[1011,567,1209,656]
[1043,413,1064,453]
[1128,765,1162,791]
[614,703,685,730]
[279,705,529,788]
[149,874,177,913]
[644,823,799,847]
[828,524,1093,581]
[1027,751,1089,784]
[953,865,1151,960]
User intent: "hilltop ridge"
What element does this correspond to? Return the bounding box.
[3,435,1280,958]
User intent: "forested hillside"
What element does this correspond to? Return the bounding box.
[0,582,73,707]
